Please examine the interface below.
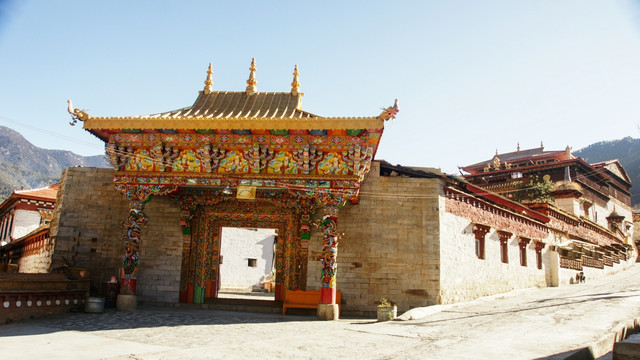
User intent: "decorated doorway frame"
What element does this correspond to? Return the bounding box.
[179,202,304,304]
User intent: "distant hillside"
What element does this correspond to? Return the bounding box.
[0,125,109,201]
[574,137,639,206]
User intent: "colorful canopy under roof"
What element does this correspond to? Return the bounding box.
[66,60,399,196]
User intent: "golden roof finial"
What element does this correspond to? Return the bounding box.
[517,142,520,151]
[291,65,300,96]
[246,58,257,95]
[203,63,214,94]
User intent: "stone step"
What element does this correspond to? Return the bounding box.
[203,298,283,314]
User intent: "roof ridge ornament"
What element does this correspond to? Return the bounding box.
[67,99,89,126]
[203,62,214,94]
[291,64,300,96]
[246,58,257,95]
[378,99,399,121]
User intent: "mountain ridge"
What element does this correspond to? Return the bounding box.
[0,125,109,200]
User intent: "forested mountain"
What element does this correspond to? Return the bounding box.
[574,137,639,206]
[0,125,109,201]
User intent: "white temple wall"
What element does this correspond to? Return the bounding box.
[439,211,548,304]
[219,227,276,291]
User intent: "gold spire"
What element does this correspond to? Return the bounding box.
[203,63,213,94]
[246,58,257,95]
[517,142,520,151]
[291,65,300,96]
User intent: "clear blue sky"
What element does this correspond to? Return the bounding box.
[1,1,639,173]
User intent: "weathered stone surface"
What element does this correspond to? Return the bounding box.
[613,333,640,360]
[317,303,339,320]
[49,167,182,305]
[116,294,137,311]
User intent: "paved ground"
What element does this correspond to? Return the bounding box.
[2,264,640,360]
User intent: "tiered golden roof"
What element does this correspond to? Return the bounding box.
[68,59,398,140]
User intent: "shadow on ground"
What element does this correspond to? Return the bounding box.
[0,306,316,337]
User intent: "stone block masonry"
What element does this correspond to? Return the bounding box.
[308,162,443,316]
[49,167,183,303]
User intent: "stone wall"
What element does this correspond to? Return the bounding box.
[49,167,183,303]
[306,162,442,316]
[134,197,183,304]
[50,167,129,293]
[49,165,636,315]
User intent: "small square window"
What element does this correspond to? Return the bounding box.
[248,258,257,267]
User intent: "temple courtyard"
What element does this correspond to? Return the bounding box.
[2,264,640,359]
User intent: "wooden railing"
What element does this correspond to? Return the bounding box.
[581,256,603,269]
[560,257,582,271]
[612,254,620,264]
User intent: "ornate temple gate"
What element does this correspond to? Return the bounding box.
[68,59,397,318]
[175,189,309,303]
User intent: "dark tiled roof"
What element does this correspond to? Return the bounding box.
[378,160,444,178]
[463,147,559,169]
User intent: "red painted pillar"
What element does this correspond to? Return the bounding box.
[319,213,338,304]
[120,201,147,295]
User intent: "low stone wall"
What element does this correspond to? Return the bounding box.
[0,272,89,323]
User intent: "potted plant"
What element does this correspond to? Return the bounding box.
[377,298,397,321]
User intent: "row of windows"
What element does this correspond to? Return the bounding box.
[475,238,543,270]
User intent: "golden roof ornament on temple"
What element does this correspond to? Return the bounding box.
[378,99,399,121]
[66,100,88,126]
[246,58,257,95]
[203,62,214,94]
[67,61,399,139]
[291,65,300,96]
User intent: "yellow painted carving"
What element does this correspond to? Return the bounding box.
[268,152,298,174]
[318,153,348,175]
[126,150,154,171]
[172,150,201,172]
[219,151,249,174]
